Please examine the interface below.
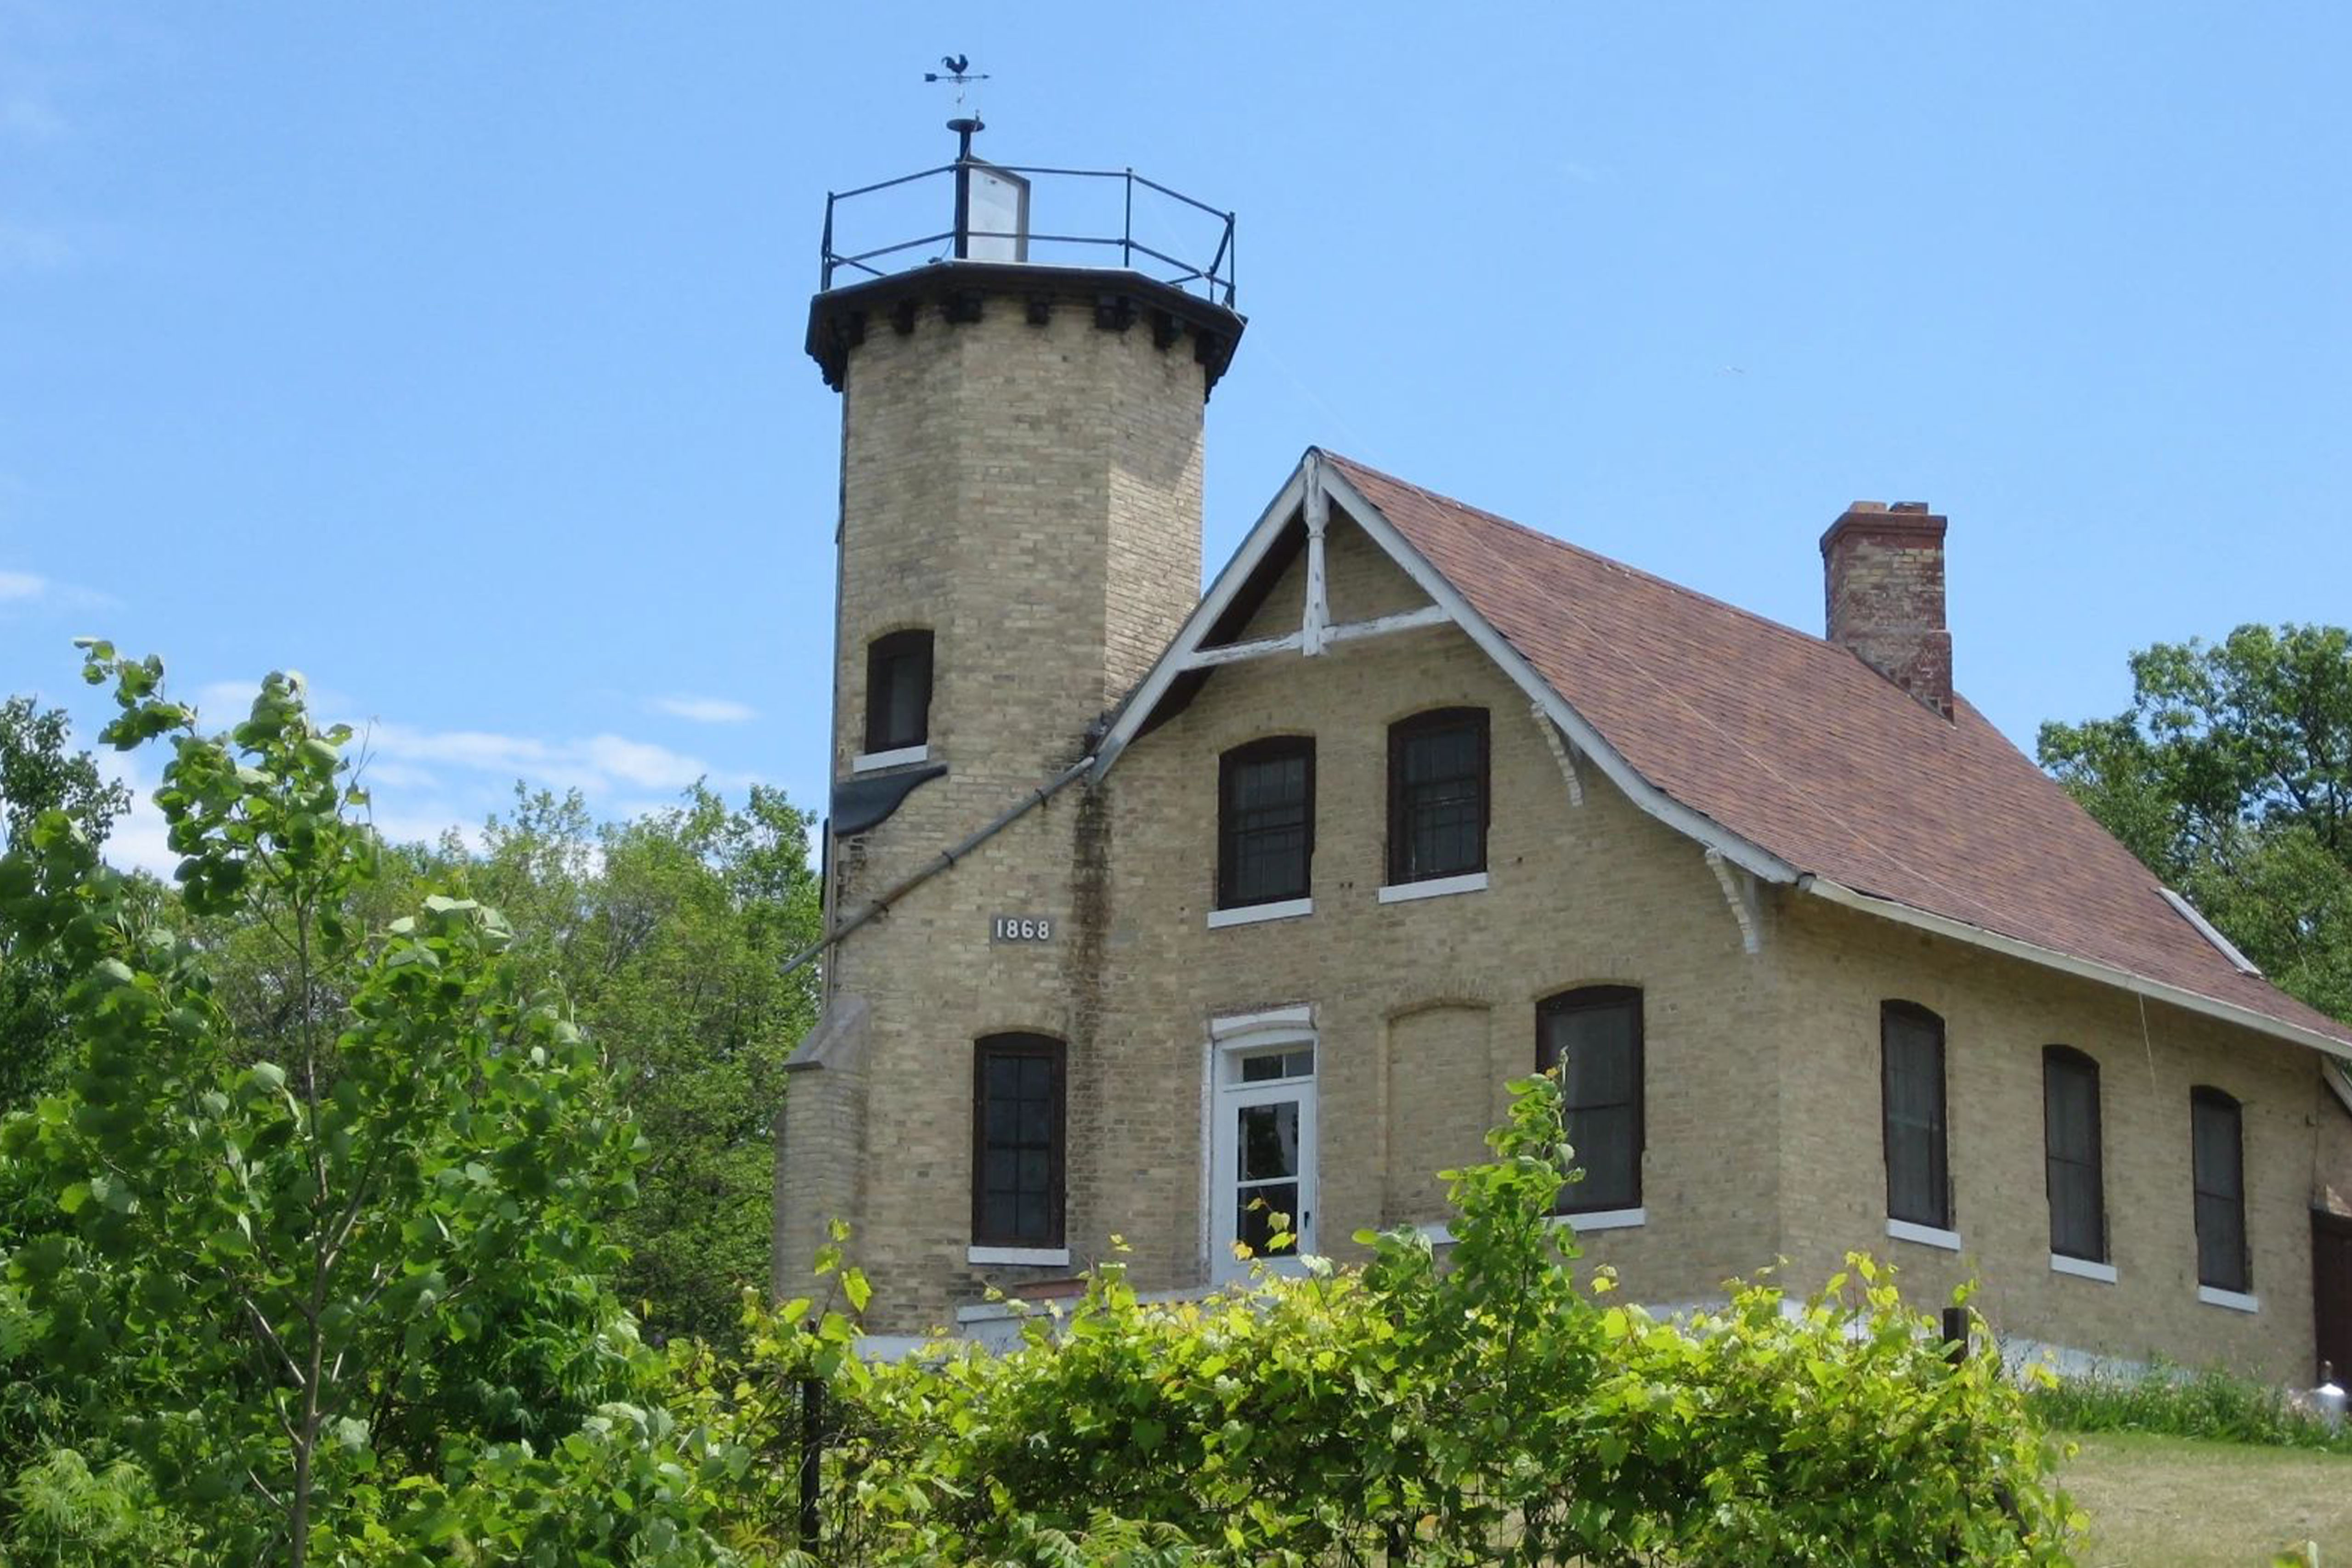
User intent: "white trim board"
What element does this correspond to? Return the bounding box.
[1885,1218,1963,1252]
[966,1245,1070,1268]
[1378,871,1487,904]
[851,743,930,772]
[1206,897,1312,929]
[1804,876,2352,1062]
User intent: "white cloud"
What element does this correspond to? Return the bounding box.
[0,566,118,613]
[90,751,178,879]
[359,720,742,799]
[648,693,757,724]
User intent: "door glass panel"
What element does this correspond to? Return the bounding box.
[1237,1182,1300,1257]
[1240,1047,1314,1083]
[1238,1101,1299,1182]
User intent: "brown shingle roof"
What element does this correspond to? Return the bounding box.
[1324,450,2352,1052]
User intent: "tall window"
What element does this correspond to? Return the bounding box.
[2043,1047,2106,1262]
[865,629,933,753]
[1880,1002,1950,1230]
[1217,737,1314,908]
[2191,1087,2249,1293]
[1537,986,1643,1213]
[971,1034,1064,1250]
[1387,708,1488,885]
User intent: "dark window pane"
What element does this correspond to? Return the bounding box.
[2191,1092,2247,1290]
[1539,989,1643,1213]
[865,631,933,752]
[985,1055,1020,1100]
[1390,711,1488,884]
[2044,1051,2105,1261]
[1239,1102,1299,1182]
[1219,741,1313,907]
[1238,1182,1300,1257]
[1239,1048,1313,1083]
[1882,1006,1949,1228]
[1565,1104,1638,1210]
[972,1036,1064,1249]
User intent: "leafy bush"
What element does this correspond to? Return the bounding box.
[2030,1358,2351,1453]
[702,1077,2080,1566]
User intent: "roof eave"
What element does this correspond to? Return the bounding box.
[1800,875,2352,1062]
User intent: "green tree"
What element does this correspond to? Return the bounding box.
[459,783,820,1347]
[0,697,131,1113]
[2041,623,2352,1022]
[0,650,652,1562]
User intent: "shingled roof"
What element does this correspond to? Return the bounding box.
[1309,451,2352,1054]
[1096,447,2352,1056]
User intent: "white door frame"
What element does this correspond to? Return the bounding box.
[1206,1011,1319,1285]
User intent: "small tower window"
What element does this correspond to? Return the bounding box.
[865,630,934,755]
[1217,737,1314,909]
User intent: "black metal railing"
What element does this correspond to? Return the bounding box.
[820,161,1236,307]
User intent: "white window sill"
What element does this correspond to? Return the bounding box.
[1377,871,1488,904]
[2198,1285,2260,1314]
[1886,1218,1962,1252]
[2050,1253,2117,1284]
[852,744,930,772]
[1418,1206,1646,1246]
[966,1245,1070,1268]
[1207,897,1312,929]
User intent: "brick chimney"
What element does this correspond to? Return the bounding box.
[1821,501,1952,719]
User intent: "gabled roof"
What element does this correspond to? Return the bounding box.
[1101,447,2352,1058]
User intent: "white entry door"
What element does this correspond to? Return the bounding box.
[1210,1041,1317,1282]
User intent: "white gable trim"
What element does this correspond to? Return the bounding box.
[1093,458,1312,776]
[1316,463,1797,885]
[1802,875,2352,1062]
[1095,450,1797,886]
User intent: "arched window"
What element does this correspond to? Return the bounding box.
[1536,985,1643,1214]
[2043,1047,2105,1263]
[2190,1087,2248,1293]
[971,1033,1064,1251]
[1217,736,1314,909]
[1880,1002,1949,1230]
[864,629,933,755]
[1386,707,1488,886]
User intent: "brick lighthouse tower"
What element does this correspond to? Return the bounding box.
[775,111,1244,1333]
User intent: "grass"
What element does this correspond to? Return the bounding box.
[2030,1360,2351,1453]
[2061,1431,2352,1566]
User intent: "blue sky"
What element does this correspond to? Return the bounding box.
[3,3,2346,873]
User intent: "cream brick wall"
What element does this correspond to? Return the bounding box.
[775,283,1214,1323]
[1772,894,2335,1382]
[784,317,2342,1380]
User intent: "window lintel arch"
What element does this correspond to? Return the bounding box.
[1387,701,1489,732]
